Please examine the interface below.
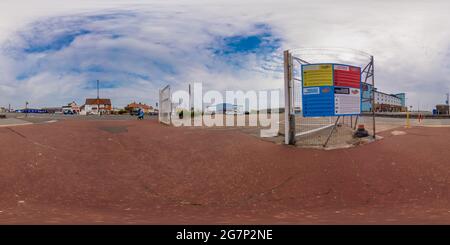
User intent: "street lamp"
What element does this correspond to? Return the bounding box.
[25,101,29,117]
[97,80,100,116]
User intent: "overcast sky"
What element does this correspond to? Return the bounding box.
[0,0,449,110]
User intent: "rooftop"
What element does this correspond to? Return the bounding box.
[85,98,112,105]
[126,102,152,110]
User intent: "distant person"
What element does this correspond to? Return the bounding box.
[138,108,145,120]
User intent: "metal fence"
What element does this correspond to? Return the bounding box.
[284,48,375,148]
[159,85,172,125]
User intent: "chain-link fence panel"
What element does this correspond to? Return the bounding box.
[159,85,172,125]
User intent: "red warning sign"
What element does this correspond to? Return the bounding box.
[333,65,361,88]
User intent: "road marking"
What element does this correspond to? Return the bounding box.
[0,122,33,127]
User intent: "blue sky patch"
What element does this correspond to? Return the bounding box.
[24,30,91,53]
[212,24,281,56]
[84,80,120,89]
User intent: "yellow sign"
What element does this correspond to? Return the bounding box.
[302,64,333,87]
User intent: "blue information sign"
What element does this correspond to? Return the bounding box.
[302,63,362,117]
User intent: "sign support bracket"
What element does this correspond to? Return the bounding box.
[323,116,341,147]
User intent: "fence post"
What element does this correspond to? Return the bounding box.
[284,50,296,145]
[371,56,376,139]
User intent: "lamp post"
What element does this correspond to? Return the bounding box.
[97,80,100,116]
[25,101,29,117]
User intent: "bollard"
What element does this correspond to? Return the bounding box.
[354,124,369,138]
[406,111,410,128]
[288,114,296,145]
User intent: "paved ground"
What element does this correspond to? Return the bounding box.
[1,117,450,224]
[2,112,158,123]
[0,118,32,127]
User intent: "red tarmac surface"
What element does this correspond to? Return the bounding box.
[1,119,450,224]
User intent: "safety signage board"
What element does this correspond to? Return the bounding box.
[334,87,361,115]
[334,65,361,88]
[302,86,334,117]
[302,64,361,117]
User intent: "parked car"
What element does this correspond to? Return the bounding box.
[130,108,141,116]
[63,109,74,115]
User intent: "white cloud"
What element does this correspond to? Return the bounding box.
[0,0,449,110]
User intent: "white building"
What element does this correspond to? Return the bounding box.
[62,101,80,114]
[80,98,112,115]
[205,103,243,114]
[374,92,402,106]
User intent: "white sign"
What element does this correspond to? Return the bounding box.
[303,87,320,95]
[334,65,349,71]
[334,88,360,115]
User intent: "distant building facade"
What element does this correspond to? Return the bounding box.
[62,101,80,114]
[125,102,153,114]
[361,82,406,112]
[436,104,449,115]
[206,103,243,114]
[361,83,374,112]
[394,93,406,107]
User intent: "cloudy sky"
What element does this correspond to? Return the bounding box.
[0,0,449,110]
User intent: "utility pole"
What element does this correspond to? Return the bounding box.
[370,56,375,139]
[25,101,29,117]
[189,83,192,116]
[97,80,100,116]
